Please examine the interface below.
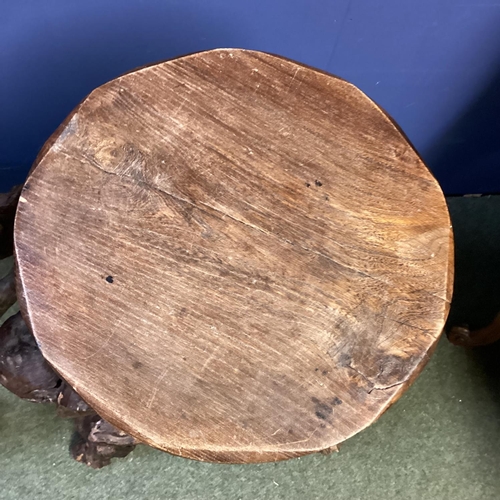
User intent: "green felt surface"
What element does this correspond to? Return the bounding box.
[1,196,500,500]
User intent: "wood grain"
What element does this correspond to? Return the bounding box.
[14,49,453,463]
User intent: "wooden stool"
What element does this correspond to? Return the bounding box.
[14,49,453,463]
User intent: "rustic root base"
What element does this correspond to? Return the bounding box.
[0,266,17,318]
[0,185,22,259]
[71,415,139,469]
[1,184,137,468]
[447,313,500,348]
[0,309,139,467]
[0,312,61,402]
[320,444,340,455]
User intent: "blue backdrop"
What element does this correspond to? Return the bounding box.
[2,0,500,194]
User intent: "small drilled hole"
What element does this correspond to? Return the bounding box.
[105,276,114,284]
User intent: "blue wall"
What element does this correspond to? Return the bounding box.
[2,0,500,194]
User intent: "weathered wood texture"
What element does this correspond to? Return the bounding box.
[15,49,453,463]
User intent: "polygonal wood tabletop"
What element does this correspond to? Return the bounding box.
[14,49,453,463]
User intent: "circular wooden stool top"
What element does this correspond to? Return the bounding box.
[15,49,453,463]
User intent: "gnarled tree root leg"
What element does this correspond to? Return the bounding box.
[0,266,17,317]
[0,185,22,259]
[0,311,138,467]
[71,415,139,469]
[447,313,500,348]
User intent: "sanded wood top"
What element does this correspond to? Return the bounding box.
[15,49,453,463]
